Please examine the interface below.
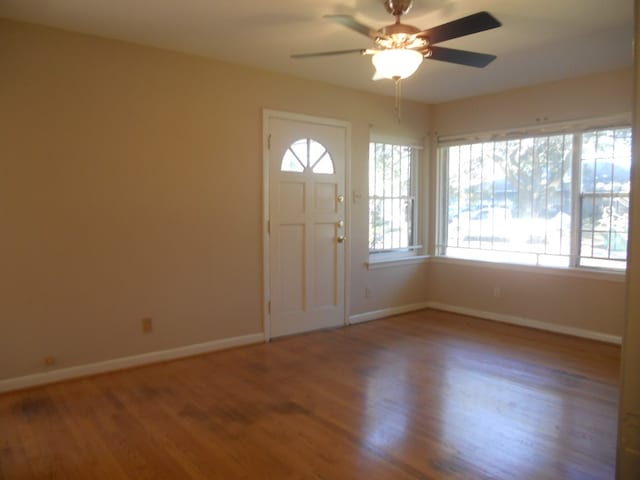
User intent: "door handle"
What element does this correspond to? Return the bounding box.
[337,236,346,243]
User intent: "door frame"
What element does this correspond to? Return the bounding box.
[262,109,351,341]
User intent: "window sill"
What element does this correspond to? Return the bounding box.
[367,255,430,270]
[430,256,626,283]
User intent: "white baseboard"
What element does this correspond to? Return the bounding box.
[0,332,265,394]
[349,301,432,325]
[426,301,623,345]
[1,301,620,393]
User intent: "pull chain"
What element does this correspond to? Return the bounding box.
[393,76,402,123]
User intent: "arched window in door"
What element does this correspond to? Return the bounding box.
[281,138,335,174]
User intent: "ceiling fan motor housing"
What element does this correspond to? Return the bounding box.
[377,23,426,50]
[380,23,420,37]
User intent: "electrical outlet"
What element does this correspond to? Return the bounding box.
[493,286,502,298]
[43,356,56,366]
[142,317,153,333]
[365,287,372,298]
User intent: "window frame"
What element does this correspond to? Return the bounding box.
[576,127,631,269]
[436,119,631,272]
[368,137,423,263]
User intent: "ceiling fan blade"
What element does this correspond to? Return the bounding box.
[427,46,496,68]
[419,11,501,45]
[291,49,365,59]
[324,15,379,39]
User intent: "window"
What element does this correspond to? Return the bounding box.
[579,128,631,268]
[439,125,631,270]
[281,138,335,174]
[369,141,419,257]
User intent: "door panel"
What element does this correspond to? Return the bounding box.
[279,224,305,313]
[267,115,347,338]
[280,182,305,217]
[314,183,337,212]
[312,222,337,308]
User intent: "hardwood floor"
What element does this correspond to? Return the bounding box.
[0,309,620,479]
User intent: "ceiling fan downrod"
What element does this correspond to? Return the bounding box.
[383,0,414,18]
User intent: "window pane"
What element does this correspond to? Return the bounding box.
[578,127,631,267]
[580,257,626,270]
[580,230,594,258]
[282,138,335,174]
[581,156,596,193]
[442,134,573,264]
[582,131,597,159]
[281,149,304,172]
[308,140,326,165]
[614,129,632,194]
[441,126,629,270]
[369,142,416,253]
[290,139,309,168]
[311,153,335,174]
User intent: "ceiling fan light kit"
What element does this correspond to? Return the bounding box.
[372,48,424,80]
[292,0,501,118]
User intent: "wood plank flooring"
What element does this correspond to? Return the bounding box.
[0,309,620,479]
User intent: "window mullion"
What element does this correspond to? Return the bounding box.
[410,148,417,249]
[392,146,397,250]
[570,133,582,267]
[383,144,388,250]
[544,138,550,255]
[438,147,449,255]
[560,135,568,256]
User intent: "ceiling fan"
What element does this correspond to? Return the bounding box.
[292,0,502,81]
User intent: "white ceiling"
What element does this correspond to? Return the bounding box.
[0,0,633,103]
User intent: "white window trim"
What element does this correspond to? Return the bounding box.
[435,116,632,273]
[367,254,430,270]
[436,114,631,145]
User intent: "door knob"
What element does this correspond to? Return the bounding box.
[337,236,346,243]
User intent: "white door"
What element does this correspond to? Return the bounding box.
[266,113,348,338]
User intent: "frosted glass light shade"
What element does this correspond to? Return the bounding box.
[371,48,423,80]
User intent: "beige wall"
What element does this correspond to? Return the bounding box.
[0,19,430,381]
[0,17,633,385]
[428,69,633,339]
[427,260,626,337]
[433,68,632,136]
